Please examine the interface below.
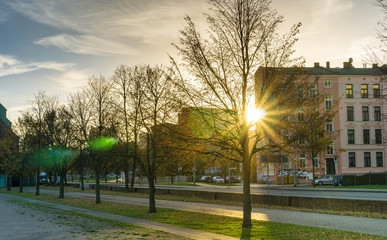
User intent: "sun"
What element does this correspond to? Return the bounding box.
[246,107,266,124]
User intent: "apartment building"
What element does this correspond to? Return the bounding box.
[255,61,387,181]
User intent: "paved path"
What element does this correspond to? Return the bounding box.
[25,188,387,237]
[2,192,237,240]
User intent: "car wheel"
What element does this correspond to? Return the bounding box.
[338,182,343,186]
[318,181,323,186]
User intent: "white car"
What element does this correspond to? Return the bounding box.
[314,174,335,185]
[212,176,225,183]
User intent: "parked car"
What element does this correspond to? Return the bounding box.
[314,174,335,186]
[226,176,242,183]
[199,176,213,183]
[333,175,343,186]
[39,172,48,184]
[212,176,225,183]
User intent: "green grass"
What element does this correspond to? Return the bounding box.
[36,185,387,220]
[316,185,387,189]
[1,189,386,239]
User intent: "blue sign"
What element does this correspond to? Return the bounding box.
[193,168,196,172]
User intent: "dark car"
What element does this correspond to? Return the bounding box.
[39,172,48,184]
[333,175,343,186]
[226,176,242,183]
[199,176,213,183]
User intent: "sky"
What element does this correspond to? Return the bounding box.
[0,0,384,121]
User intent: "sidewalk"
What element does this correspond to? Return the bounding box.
[25,188,387,237]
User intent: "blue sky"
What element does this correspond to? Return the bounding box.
[0,0,384,121]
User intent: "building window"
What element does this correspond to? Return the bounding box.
[325,95,332,110]
[373,84,381,98]
[375,129,382,144]
[362,106,369,121]
[309,84,317,98]
[346,84,353,98]
[347,106,354,121]
[324,79,332,88]
[361,84,368,98]
[376,152,384,167]
[326,122,333,133]
[374,106,381,121]
[349,152,356,167]
[364,152,371,167]
[313,155,319,168]
[298,87,304,99]
[327,141,334,155]
[299,155,306,168]
[363,129,370,144]
[348,129,355,144]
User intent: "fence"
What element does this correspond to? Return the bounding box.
[343,171,387,186]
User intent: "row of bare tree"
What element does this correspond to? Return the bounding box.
[1,0,359,233]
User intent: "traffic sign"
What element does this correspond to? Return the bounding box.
[193,168,196,172]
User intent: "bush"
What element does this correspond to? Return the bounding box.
[342,172,387,186]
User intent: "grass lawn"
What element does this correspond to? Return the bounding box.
[1,188,386,240]
[316,185,387,189]
[37,185,387,220]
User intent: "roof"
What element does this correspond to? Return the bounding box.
[255,64,387,77]
[305,66,386,76]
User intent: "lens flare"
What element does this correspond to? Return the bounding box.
[89,137,118,151]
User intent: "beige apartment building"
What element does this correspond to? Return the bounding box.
[255,61,387,182]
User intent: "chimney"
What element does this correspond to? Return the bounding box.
[314,62,320,68]
[372,63,378,68]
[343,62,351,68]
[326,61,330,68]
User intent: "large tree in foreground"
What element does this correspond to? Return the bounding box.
[172,0,305,230]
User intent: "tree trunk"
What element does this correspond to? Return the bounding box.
[105,173,107,183]
[95,172,101,204]
[54,172,58,187]
[242,147,252,229]
[130,158,137,192]
[80,168,84,190]
[148,175,157,213]
[35,169,40,196]
[124,160,129,192]
[171,175,174,184]
[59,173,65,198]
[19,173,23,193]
[6,174,11,191]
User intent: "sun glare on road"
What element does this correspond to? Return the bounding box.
[246,107,266,124]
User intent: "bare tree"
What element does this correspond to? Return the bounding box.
[86,75,114,204]
[171,0,304,230]
[138,65,177,213]
[111,65,145,192]
[68,91,93,190]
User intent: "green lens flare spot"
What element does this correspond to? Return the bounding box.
[89,137,118,151]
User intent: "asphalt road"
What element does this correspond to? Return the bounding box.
[93,182,387,201]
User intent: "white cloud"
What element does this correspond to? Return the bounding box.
[51,69,90,92]
[35,34,140,56]
[7,0,206,56]
[0,54,74,77]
